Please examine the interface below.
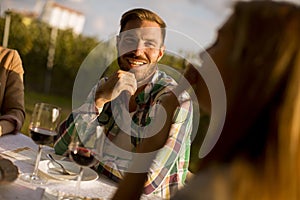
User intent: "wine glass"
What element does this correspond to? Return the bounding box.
[60,123,98,199]
[20,102,61,184]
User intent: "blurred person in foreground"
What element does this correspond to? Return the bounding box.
[54,8,193,199]
[0,47,25,137]
[173,1,300,199]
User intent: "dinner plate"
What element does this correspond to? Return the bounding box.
[39,160,98,181]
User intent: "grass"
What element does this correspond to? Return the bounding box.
[21,90,72,136]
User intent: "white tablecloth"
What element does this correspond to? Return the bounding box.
[0,133,161,200]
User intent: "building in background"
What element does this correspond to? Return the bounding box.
[38,0,86,93]
[39,0,85,35]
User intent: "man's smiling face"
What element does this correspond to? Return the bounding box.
[117,19,165,83]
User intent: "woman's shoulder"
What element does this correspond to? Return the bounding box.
[0,46,23,74]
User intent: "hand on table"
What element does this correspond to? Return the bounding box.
[0,155,19,184]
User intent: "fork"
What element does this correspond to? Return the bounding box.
[46,153,75,176]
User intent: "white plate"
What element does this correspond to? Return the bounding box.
[39,160,98,181]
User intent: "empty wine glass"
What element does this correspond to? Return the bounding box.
[20,102,61,184]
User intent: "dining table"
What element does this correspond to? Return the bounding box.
[0,132,162,200]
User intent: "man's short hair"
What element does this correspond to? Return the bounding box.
[120,8,166,44]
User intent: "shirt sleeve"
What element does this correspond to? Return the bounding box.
[0,49,25,133]
[54,78,106,155]
[143,95,193,195]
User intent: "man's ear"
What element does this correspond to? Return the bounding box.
[157,45,165,62]
[116,35,120,44]
[116,35,121,57]
[116,35,120,49]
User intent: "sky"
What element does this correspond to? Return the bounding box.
[1,0,300,55]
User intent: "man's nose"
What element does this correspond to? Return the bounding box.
[133,41,144,56]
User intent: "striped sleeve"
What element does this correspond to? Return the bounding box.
[54,78,106,155]
[144,97,193,198]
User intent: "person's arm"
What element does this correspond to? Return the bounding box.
[112,90,193,200]
[55,70,137,155]
[53,113,76,155]
[0,121,14,136]
[0,49,25,136]
[54,80,105,155]
[112,92,179,200]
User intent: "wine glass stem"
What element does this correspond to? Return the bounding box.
[75,167,84,196]
[32,145,43,177]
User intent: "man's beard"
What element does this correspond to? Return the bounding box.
[130,64,157,87]
[117,56,157,87]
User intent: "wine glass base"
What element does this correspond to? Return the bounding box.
[19,173,47,185]
[59,195,85,200]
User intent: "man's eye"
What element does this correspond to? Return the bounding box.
[145,41,156,47]
[124,38,136,44]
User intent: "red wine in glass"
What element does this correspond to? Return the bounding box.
[60,124,100,200]
[30,127,57,145]
[19,103,61,185]
[70,147,97,167]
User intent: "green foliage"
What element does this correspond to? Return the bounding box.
[160,52,186,71]
[51,29,99,96]
[7,13,33,55]
[0,12,99,97]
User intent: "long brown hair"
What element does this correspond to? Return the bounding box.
[197,1,300,199]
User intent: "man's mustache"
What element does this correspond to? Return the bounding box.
[124,52,147,61]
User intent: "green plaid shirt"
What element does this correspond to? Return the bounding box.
[54,70,193,199]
